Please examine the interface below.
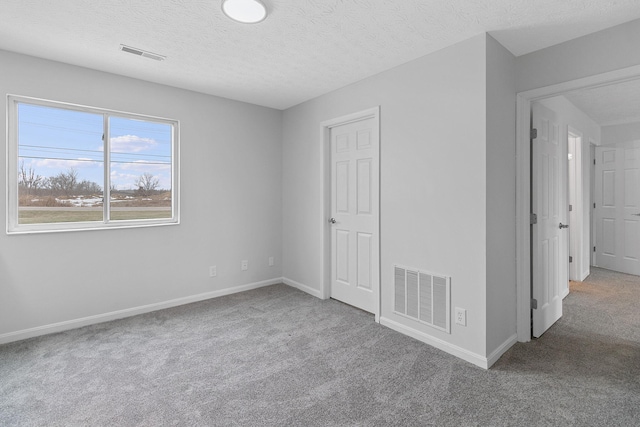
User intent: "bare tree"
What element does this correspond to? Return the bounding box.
[48,168,79,196]
[135,172,159,197]
[18,161,44,195]
[76,179,102,195]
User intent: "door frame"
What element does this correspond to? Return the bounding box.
[320,106,381,321]
[590,141,597,267]
[567,125,583,284]
[516,65,640,342]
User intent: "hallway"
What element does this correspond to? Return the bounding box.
[567,267,640,342]
[496,267,640,409]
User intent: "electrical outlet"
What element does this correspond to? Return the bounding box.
[455,307,467,326]
[241,260,248,271]
[268,256,274,267]
[209,266,217,277]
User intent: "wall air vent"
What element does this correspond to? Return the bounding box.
[394,265,451,333]
[120,45,166,61]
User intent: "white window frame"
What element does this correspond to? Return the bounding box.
[6,95,180,234]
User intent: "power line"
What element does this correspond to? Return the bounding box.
[19,144,171,159]
[19,155,170,166]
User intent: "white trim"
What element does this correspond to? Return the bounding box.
[380,316,489,369]
[516,64,640,343]
[486,333,519,368]
[567,126,585,283]
[282,277,323,299]
[579,269,590,282]
[590,141,597,268]
[0,277,281,345]
[516,94,532,343]
[320,106,381,321]
[320,122,332,301]
[321,109,379,129]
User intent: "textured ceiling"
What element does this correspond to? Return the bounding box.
[565,79,640,126]
[1,1,640,109]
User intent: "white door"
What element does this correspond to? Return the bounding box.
[595,142,640,276]
[532,102,569,338]
[330,116,379,313]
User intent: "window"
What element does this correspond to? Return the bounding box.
[7,95,179,233]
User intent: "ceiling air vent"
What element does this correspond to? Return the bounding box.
[119,44,166,61]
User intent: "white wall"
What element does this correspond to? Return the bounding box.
[538,96,600,281]
[602,121,640,145]
[283,34,517,367]
[0,49,283,341]
[485,36,517,357]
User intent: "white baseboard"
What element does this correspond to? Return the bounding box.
[380,316,490,369]
[0,278,282,345]
[486,333,518,368]
[282,277,323,299]
[2,277,518,370]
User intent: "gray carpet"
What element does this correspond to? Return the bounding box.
[1,268,639,426]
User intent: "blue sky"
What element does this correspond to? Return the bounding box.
[18,103,172,191]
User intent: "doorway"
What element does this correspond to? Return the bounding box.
[594,141,640,276]
[321,107,381,320]
[516,65,640,342]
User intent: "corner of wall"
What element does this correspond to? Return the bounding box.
[485,34,518,358]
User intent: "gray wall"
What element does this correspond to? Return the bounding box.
[0,49,283,338]
[485,35,517,356]
[283,35,507,362]
[7,15,640,364]
[516,18,640,93]
[602,122,640,145]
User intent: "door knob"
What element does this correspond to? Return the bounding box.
[633,213,640,216]
[559,223,569,229]
[329,218,337,224]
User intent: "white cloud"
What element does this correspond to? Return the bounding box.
[109,135,158,153]
[34,158,99,169]
[110,171,141,190]
[119,160,171,172]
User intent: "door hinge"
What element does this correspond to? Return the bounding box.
[569,204,572,212]
[594,203,596,209]
[530,128,538,139]
[594,246,596,252]
[594,159,596,165]
[531,299,538,310]
[530,213,538,225]
[569,256,573,263]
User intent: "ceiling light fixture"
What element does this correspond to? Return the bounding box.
[222,0,267,24]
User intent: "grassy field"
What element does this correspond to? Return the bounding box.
[19,209,172,224]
